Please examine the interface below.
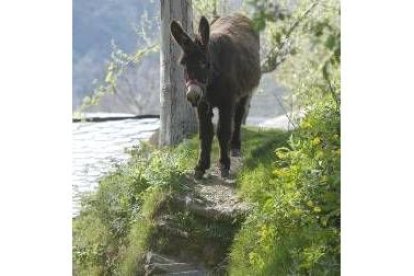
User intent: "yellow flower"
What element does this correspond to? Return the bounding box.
[312,137,321,146]
[313,207,322,213]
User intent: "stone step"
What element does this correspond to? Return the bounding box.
[144,252,209,275]
[170,194,250,222]
[154,213,239,242]
[155,217,190,239]
[151,214,238,271]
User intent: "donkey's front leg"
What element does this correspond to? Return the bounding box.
[217,105,234,178]
[194,102,214,179]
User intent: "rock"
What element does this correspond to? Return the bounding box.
[145,252,208,275]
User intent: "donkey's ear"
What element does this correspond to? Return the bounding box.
[198,16,210,46]
[171,20,193,50]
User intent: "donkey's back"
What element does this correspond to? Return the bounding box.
[208,14,261,99]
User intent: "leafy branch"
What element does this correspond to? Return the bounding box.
[321,50,340,107]
[260,1,319,74]
[76,43,159,117]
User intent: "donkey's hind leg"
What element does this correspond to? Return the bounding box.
[231,96,250,157]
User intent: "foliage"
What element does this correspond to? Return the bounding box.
[193,0,221,21]
[250,0,339,77]
[272,0,340,108]
[230,100,340,275]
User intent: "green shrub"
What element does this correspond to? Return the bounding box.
[230,100,340,275]
[228,0,341,273]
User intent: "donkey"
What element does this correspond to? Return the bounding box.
[170,14,261,179]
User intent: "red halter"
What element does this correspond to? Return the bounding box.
[184,70,204,89]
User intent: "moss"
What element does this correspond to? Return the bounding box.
[118,186,165,275]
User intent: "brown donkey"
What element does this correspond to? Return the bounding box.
[171,14,261,179]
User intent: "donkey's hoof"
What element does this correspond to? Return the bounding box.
[218,164,230,178]
[220,168,230,178]
[194,169,205,180]
[231,148,241,157]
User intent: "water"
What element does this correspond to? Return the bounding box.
[72,117,160,216]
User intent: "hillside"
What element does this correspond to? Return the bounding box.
[73,0,159,111]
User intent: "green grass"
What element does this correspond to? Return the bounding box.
[238,127,291,201]
[72,127,290,275]
[117,185,164,275]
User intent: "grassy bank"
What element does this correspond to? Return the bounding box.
[72,138,199,275]
[73,109,340,275]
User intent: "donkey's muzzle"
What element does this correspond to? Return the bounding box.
[186,83,203,107]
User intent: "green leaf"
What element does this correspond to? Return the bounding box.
[325,34,337,50]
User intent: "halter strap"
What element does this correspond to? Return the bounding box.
[184,69,205,88]
[185,79,203,88]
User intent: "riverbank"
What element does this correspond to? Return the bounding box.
[72,113,297,217]
[72,117,160,216]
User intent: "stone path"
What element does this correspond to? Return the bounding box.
[144,155,249,275]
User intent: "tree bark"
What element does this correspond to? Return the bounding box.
[160,0,197,146]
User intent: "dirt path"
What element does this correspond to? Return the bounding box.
[144,155,250,275]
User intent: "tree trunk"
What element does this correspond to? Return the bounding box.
[160,0,197,146]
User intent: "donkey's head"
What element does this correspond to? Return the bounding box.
[171,16,210,107]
